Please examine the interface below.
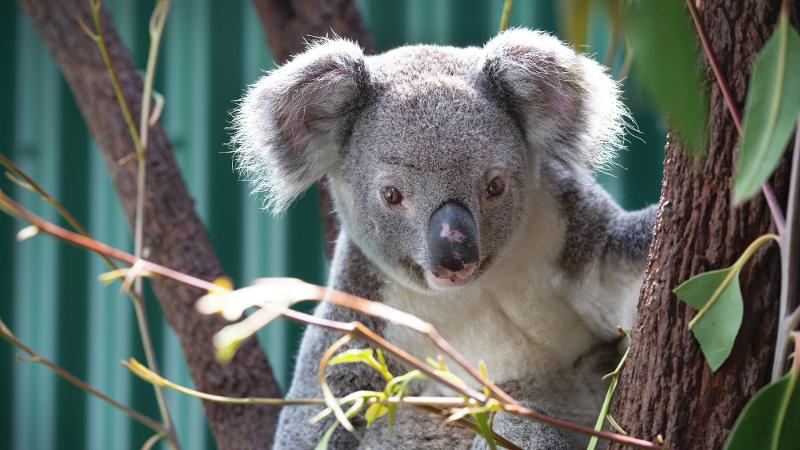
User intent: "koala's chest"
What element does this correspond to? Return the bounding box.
[381,270,598,392]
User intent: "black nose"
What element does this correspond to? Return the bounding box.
[427,202,478,273]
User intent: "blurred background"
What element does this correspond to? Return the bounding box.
[0,1,664,449]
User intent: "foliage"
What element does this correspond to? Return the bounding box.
[725,344,800,450]
[734,12,800,203]
[625,0,707,153]
[675,269,743,372]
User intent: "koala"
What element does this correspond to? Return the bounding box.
[233,28,656,450]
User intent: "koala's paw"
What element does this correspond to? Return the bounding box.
[471,411,569,450]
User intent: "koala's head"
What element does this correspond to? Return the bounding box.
[233,29,626,292]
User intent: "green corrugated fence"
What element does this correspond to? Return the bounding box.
[0,1,664,449]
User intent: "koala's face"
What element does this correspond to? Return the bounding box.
[334,65,529,291]
[233,30,625,292]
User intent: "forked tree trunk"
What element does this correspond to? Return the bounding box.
[611,2,798,449]
[17,0,282,448]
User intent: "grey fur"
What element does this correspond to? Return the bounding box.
[233,28,655,449]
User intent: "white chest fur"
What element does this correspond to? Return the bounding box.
[381,191,603,391]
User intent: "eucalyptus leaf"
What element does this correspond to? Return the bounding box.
[473,411,497,450]
[314,422,338,450]
[674,268,743,371]
[329,348,376,366]
[626,1,707,152]
[734,13,800,203]
[364,402,389,428]
[725,372,800,450]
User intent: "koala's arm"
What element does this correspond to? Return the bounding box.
[545,162,657,341]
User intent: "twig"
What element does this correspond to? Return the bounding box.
[604,0,624,70]
[498,0,514,32]
[1,152,176,442]
[588,331,629,450]
[0,193,673,450]
[0,318,165,435]
[128,0,175,441]
[686,0,786,233]
[88,0,142,155]
[773,118,800,380]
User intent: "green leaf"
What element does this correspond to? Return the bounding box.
[734,13,800,203]
[384,370,424,435]
[329,348,376,366]
[364,402,389,428]
[626,1,707,152]
[314,422,338,450]
[473,411,497,450]
[674,268,743,371]
[725,372,800,450]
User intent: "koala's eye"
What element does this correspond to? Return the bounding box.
[486,177,505,198]
[382,186,403,205]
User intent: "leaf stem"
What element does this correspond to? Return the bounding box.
[689,233,780,329]
[587,341,628,450]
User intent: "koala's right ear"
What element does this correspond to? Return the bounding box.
[232,39,370,212]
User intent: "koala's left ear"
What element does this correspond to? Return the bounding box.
[232,39,370,212]
[482,29,627,170]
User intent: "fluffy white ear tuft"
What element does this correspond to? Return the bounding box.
[231,38,370,213]
[483,28,630,170]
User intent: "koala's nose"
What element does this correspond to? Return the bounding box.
[427,202,479,276]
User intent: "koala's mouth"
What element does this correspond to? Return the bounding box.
[424,255,493,290]
[424,263,476,289]
[401,256,493,291]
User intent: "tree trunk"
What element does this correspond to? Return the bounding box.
[17,1,282,448]
[611,2,798,449]
[250,0,374,256]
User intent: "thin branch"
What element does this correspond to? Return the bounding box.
[686,0,786,234]
[2,154,179,446]
[88,0,142,155]
[773,118,800,380]
[0,193,673,450]
[1,153,176,439]
[129,0,175,441]
[0,318,166,434]
[498,0,514,32]
[604,0,623,70]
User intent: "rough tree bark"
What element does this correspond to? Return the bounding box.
[17,1,282,448]
[611,2,799,449]
[251,0,375,255]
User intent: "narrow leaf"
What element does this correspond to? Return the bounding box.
[473,411,497,450]
[674,268,743,371]
[725,372,800,450]
[734,13,800,203]
[329,348,376,366]
[314,422,338,450]
[364,402,388,428]
[626,1,707,152]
